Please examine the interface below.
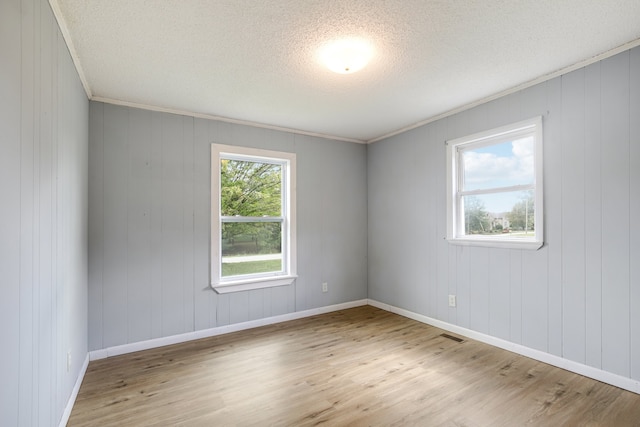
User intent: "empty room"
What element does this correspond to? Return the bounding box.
[2,0,640,425]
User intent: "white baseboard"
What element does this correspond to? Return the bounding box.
[367,299,640,395]
[90,299,368,361]
[59,352,90,427]
[75,295,638,421]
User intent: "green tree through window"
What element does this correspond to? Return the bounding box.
[220,158,284,277]
[464,196,490,234]
[507,191,535,233]
[220,159,281,217]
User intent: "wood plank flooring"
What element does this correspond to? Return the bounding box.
[68,306,640,426]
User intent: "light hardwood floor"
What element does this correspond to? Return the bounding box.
[68,306,640,426]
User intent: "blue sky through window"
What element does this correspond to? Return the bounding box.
[461,136,534,213]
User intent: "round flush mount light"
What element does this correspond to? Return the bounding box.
[319,38,374,74]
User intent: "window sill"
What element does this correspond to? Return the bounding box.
[447,237,543,250]
[212,275,297,294]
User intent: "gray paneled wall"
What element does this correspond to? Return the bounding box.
[88,102,368,351]
[368,46,640,382]
[0,0,89,425]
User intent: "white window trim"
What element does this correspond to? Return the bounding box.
[446,117,544,250]
[211,144,297,293]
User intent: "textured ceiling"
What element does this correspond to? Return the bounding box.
[52,0,640,143]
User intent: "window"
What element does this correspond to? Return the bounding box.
[446,117,543,249]
[211,144,296,293]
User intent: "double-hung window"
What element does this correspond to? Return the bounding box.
[446,117,543,249]
[211,144,296,293]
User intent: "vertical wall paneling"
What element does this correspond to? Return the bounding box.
[629,47,640,381]
[53,26,63,415]
[435,120,450,322]
[342,141,369,305]
[408,127,431,314]
[509,250,523,344]
[39,7,55,423]
[561,68,587,364]
[316,132,368,309]
[426,123,440,318]
[150,112,164,339]
[0,0,89,424]
[182,116,196,332]
[229,292,250,325]
[18,0,36,423]
[318,133,336,307]
[88,102,104,350]
[295,134,320,311]
[545,77,563,357]
[447,112,470,327]
[217,294,231,326]
[600,52,631,377]
[207,120,221,327]
[446,244,458,324]
[315,137,367,308]
[489,249,510,340]
[583,61,604,369]
[468,247,489,334]
[102,104,130,347]
[248,289,266,321]
[31,2,43,416]
[491,92,522,129]
[127,108,153,343]
[417,129,431,315]
[193,118,216,330]
[445,114,462,325]
[74,65,89,407]
[160,114,186,337]
[262,287,274,318]
[403,133,419,313]
[455,246,469,328]
[269,283,291,317]
[421,126,444,317]
[367,136,398,306]
[0,0,22,424]
[89,104,368,349]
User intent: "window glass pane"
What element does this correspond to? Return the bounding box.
[462,190,534,237]
[220,159,281,217]
[221,222,282,277]
[461,136,534,191]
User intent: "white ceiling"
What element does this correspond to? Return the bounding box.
[52,0,640,143]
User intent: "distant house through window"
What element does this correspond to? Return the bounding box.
[211,144,297,293]
[446,117,543,249]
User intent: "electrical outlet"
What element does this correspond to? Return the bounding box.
[67,350,71,372]
[448,295,456,307]
[322,282,328,293]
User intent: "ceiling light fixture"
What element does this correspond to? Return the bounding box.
[319,38,374,74]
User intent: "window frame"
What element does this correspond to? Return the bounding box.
[446,116,544,250]
[211,144,297,294]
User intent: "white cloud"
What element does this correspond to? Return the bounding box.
[463,136,533,189]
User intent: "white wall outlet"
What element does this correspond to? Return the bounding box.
[67,350,71,372]
[322,282,328,293]
[448,295,456,307]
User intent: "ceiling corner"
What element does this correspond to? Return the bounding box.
[48,0,93,99]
